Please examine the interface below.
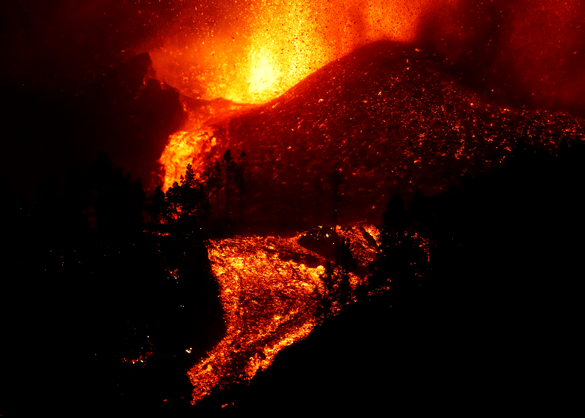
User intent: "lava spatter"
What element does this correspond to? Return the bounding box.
[187,225,377,403]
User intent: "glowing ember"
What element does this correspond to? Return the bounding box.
[188,226,377,403]
[145,0,585,407]
[158,41,584,227]
[154,1,585,201]
[154,1,443,189]
[149,0,434,104]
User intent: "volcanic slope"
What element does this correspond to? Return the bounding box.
[196,40,584,228]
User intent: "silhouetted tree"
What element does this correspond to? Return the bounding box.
[166,181,181,222]
[149,184,168,224]
[165,163,210,224]
[369,193,428,307]
[335,237,355,307]
[317,236,356,318]
[329,162,343,228]
[214,158,222,214]
[198,163,216,221]
[318,258,337,317]
[312,173,325,225]
[236,150,247,221]
[179,164,200,218]
[223,150,237,219]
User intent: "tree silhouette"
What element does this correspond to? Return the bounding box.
[179,163,201,218]
[165,163,209,224]
[317,236,356,318]
[329,162,343,228]
[165,181,181,222]
[223,150,237,219]
[149,184,168,224]
[236,150,247,221]
[335,237,355,307]
[368,193,428,307]
[214,158,222,215]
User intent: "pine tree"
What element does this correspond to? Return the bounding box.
[166,181,181,222]
[150,184,168,224]
[178,164,199,218]
[317,237,356,318]
[329,162,343,228]
[223,150,236,219]
[236,150,247,221]
[369,193,428,307]
[214,158,222,215]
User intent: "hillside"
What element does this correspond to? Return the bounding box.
[187,40,585,228]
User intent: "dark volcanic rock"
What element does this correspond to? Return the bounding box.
[199,40,584,229]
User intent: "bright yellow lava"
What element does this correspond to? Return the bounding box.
[154,0,444,189]
[187,235,324,403]
[150,0,439,104]
[248,47,281,99]
[187,226,378,404]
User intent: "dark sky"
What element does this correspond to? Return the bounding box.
[1,1,182,89]
[1,1,191,193]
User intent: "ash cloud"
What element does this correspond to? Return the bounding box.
[419,0,585,116]
[4,0,584,110]
[4,0,585,194]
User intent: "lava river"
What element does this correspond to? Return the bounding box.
[187,225,379,404]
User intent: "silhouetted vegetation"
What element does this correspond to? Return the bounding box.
[149,150,249,237]
[192,137,585,414]
[316,237,356,318]
[366,193,430,307]
[5,97,585,417]
[4,152,224,415]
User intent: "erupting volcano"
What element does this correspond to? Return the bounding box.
[5,0,585,414]
[143,0,585,408]
[161,41,584,227]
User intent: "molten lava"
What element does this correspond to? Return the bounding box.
[159,95,253,190]
[188,225,377,403]
[161,41,585,225]
[145,0,585,407]
[153,0,443,188]
[150,0,434,104]
[154,0,585,194]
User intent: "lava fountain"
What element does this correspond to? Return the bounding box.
[142,0,585,406]
[152,0,441,189]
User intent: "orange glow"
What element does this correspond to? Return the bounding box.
[144,0,585,407]
[150,1,436,105]
[158,96,251,190]
[247,47,281,99]
[187,225,377,403]
[120,351,153,365]
[151,0,585,190]
[159,130,208,191]
[152,1,448,187]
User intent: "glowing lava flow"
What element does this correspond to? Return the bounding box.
[153,0,585,193]
[187,225,378,404]
[159,96,253,190]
